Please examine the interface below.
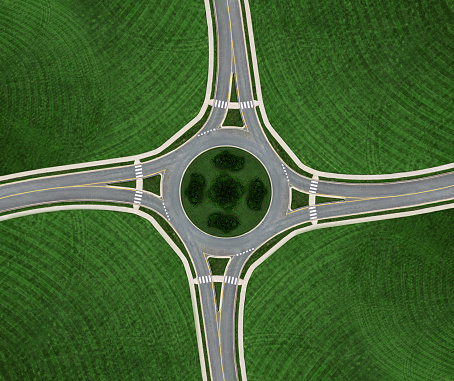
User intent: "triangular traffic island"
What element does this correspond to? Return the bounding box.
[143,174,161,196]
[208,257,229,275]
[316,195,344,204]
[230,74,239,103]
[223,108,244,127]
[108,180,137,189]
[290,188,309,210]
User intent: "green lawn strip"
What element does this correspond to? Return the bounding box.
[291,188,309,210]
[0,201,132,217]
[240,222,311,278]
[181,147,271,237]
[249,0,454,175]
[1,0,208,176]
[319,199,454,224]
[235,285,243,381]
[214,282,223,310]
[195,285,211,378]
[244,209,454,380]
[239,0,256,100]
[256,108,313,178]
[109,180,136,189]
[139,207,195,278]
[0,210,201,380]
[141,106,213,162]
[316,195,344,204]
[210,0,217,99]
[223,109,244,127]
[143,175,161,196]
[321,168,454,184]
[0,161,135,187]
[208,257,230,275]
[230,74,239,103]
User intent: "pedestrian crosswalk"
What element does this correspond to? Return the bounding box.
[135,164,143,179]
[198,275,212,284]
[235,247,255,256]
[309,206,317,220]
[133,190,143,205]
[224,276,238,285]
[214,99,228,109]
[309,180,318,194]
[240,101,254,109]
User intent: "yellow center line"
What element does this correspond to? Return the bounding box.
[286,183,454,215]
[0,170,165,202]
[226,0,249,133]
[203,253,226,381]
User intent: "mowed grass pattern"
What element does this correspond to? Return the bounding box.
[244,210,454,380]
[0,211,201,380]
[0,0,207,175]
[250,0,454,174]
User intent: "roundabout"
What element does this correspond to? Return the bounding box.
[181,146,271,237]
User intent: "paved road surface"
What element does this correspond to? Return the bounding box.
[1,0,453,380]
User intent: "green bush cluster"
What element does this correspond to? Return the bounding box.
[212,150,245,171]
[246,178,268,211]
[207,212,240,233]
[207,173,245,211]
[184,173,206,206]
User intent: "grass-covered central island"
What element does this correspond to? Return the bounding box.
[181,147,271,237]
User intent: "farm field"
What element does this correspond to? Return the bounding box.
[0,211,201,380]
[249,0,454,174]
[243,209,454,380]
[0,0,208,176]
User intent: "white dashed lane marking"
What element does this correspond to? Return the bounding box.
[224,276,238,285]
[281,164,289,182]
[309,180,318,194]
[133,190,143,205]
[235,247,255,256]
[309,206,317,220]
[214,99,228,109]
[197,128,216,137]
[198,275,213,284]
[162,201,170,221]
[135,164,143,179]
[240,101,254,109]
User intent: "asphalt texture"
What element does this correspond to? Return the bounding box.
[1,0,454,380]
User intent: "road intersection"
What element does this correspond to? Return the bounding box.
[1,0,453,380]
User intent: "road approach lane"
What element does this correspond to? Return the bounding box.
[1,0,454,380]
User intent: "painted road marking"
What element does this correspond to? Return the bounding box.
[240,101,254,109]
[197,128,216,137]
[135,164,143,179]
[199,276,212,284]
[133,190,143,205]
[162,201,170,221]
[309,206,317,220]
[235,247,255,256]
[215,99,228,109]
[225,276,238,285]
[309,180,318,194]
[281,164,289,182]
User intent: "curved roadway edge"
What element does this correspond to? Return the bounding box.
[0,0,215,185]
[237,201,454,381]
[0,205,208,381]
[241,0,454,180]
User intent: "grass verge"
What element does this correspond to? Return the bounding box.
[244,208,454,380]
[209,257,230,275]
[0,210,201,379]
[291,188,309,210]
[223,109,244,127]
[316,195,344,204]
[143,175,161,196]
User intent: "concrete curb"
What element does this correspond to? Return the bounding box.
[241,0,454,181]
[237,201,454,381]
[0,204,208,380]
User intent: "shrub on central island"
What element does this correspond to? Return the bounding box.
[207,173,245,211]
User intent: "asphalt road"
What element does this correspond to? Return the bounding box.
[1,0,454,380]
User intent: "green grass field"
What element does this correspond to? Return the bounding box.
[0,0,208,176]
[0,211,201,380]
[250,0,454,174]
[244,209,454,380]
[181,147,271,237]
